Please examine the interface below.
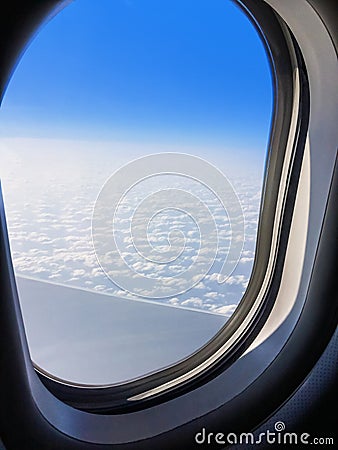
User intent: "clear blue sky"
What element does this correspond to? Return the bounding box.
[0,0,273,157]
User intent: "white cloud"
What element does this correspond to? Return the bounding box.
[181,297,203,308]
[214,304,238,316]
[204,291,220,299]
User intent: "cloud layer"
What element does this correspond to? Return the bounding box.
[1,138,262,319]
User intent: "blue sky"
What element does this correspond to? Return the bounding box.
[0,0,273,159]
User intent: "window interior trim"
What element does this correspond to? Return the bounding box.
[30,0,309,413]
[0,0,337,448]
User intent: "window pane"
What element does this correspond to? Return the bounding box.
[0,0,272,384]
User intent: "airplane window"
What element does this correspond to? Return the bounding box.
[0,0,272,385]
